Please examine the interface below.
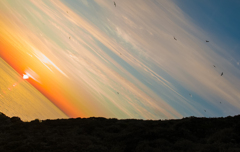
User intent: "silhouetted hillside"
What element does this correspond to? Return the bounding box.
[1,112,240,152]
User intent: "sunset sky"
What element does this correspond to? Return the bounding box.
[0,0,240,121]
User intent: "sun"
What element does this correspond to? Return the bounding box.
[23,74,29,80]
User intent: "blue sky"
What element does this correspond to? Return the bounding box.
[60,0,240,118]
[175,0,240,57]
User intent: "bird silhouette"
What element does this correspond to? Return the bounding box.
[206,40,209,42]
[204,110,206,112]
[174,37,177,41]
[117,92,119,94]
[213,65,216,68]
[221,72,223,76]
[69,37,71,39]
[114,2,116,7]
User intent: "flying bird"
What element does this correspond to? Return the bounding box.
[117,92,119,94]
[206,40,209,42]
[221,72,223,76]
[213,65,216,68]
[189,94,192,97]
[174,37,177,41]
[69,37,71,39]
[204,110,206,112]
[114,2,116,7]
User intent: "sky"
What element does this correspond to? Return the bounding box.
[0,58,67,121]
[0,0,240,121]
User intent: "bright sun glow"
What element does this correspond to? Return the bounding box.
[23,74,29,79]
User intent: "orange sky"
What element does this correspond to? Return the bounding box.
[0,6,111,119]
[0,34,89,118]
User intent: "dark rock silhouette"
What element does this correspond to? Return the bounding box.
[1,112,240,152]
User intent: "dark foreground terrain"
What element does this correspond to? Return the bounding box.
[0,113,240,152]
